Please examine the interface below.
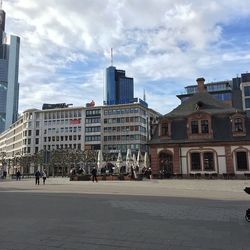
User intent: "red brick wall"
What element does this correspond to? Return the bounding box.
[150,146,159,175]
[173,146,180,174]
[225,145,234,173]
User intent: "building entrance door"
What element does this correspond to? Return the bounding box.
[159,152,173,178]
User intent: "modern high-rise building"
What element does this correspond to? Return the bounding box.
[104,66,134,105]
[177,76,245,110]
[0,6,20,133]
[239,73,250,116]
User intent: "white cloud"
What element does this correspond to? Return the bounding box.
[3,0,250,114]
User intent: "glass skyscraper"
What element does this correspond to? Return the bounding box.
[0,7,20,133]
[104,66,134,105]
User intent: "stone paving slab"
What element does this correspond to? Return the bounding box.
[1,178,250,200]
[0,191,250,250]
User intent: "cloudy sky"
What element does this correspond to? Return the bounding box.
[4,0,250,114]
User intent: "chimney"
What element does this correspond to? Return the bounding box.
[196,77,205,93]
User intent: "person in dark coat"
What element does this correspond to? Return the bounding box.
[3,170,7,179]
[35,170,41,185]
[130,166,135,180]
[91,167,98,183]
[16,170,21,181]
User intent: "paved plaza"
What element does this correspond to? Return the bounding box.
[0,178,250,250]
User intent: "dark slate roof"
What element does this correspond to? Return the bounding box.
[149,115,250,145]
[165,92,239,118]
[149,89,249,145]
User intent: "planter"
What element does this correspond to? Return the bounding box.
[70,175,91,181]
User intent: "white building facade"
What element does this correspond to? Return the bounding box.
[0,103,159,175]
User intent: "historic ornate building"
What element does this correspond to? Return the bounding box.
[149,78,250,178]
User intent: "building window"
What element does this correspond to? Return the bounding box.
[236,151,248,171]
[191,152,201,170]
[234,118,243,132]
[191,121,199,134]
[201,120,209,134]
[161,123,168,136]
[245,98,250,108]
[203,152,214,171]
[244,86,250,97]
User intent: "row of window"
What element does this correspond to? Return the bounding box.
[45,126,82,134]
[22,143,82,154]
[104,134,146,142]
[23,135,81,145]
[43,144,81,151]
[103,144,144,152]
[104,125,146,133]
[85,135,101,142]
[104,108,143,116]
[190,151,248,171]
[44,110,82,120]
[86,118,101,124]
[104,116,146,125]
[161,117,244,136]
[44,135,81,142]
[85,126,101,133]
[23,130,37,137]
[44,119,81,126]
[86,109,101,116]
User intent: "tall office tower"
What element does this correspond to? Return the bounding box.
[104,66,134,105]
[0,5,20,133]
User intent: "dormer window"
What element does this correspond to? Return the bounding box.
[191,121,199,134]
[231,114,246,136]
[160,119,171,138]
[191,120,208,134]
[201,120,209,133]
[162,123,168,136]
[234,118,243,132]
[188,112,213,139]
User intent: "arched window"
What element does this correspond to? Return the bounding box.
[235,151,248,171]
[190,151,215,171]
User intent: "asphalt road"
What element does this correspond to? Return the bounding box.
[0,192,250,250]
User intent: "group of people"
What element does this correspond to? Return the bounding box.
[34,169,47,185]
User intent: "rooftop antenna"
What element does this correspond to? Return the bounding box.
[110,48,113,66]
[143,89,146,102]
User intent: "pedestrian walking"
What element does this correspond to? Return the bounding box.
[16,170,21,181]
[91,167,98,183]
[42,169,47,185]
[148,168,152,179]
[3,170,7,179]
[35,170,41,185]
[130,166,135,180]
